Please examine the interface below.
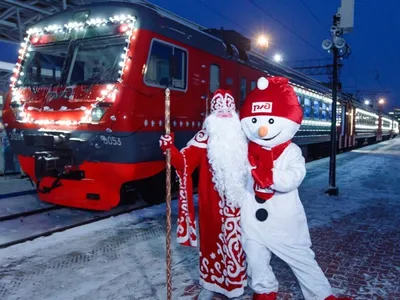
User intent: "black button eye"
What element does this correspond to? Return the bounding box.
[269,118,274,124]
[252,118,257,124]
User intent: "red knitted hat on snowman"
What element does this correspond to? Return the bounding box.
[239,76,303,125]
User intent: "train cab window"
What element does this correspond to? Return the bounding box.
[144,39,188,90]
[67,38,125,85]
[17,43,67,87]
[321,103,327,120]
[210,64,220,93]
[303,98,311,119]
[240,78,247,104]
[313,100,320,119]
[250,80,256,91]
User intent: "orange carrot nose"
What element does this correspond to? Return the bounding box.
[258,126,268,137]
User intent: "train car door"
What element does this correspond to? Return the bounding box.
[204,59,238,114]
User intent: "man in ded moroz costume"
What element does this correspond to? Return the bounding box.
[239,76,352,300]
[159,89,249,299]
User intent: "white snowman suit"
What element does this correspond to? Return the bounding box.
[239,77,335,300]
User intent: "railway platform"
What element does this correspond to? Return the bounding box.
[0,138,399,300]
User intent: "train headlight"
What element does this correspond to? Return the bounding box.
[91,106,107,122]
[10,101,25,121]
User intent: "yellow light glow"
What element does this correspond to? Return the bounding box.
[256,35,269,48]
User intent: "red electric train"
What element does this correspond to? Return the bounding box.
[2,1,398,210]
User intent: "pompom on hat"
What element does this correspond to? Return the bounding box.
[239,76,303,125]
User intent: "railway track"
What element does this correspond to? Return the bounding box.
[0,205,60,222]
[0,200,153,249]
[0,187,187,250]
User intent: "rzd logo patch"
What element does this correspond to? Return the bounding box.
[251,102,272,113]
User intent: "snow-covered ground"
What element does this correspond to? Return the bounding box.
[0,138,399,300]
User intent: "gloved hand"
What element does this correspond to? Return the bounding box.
[252,165,274,189]
[159,133,175,154]
[248,154,257,169]
[248,144,274,189]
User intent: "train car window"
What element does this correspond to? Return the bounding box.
[210,64,220,93]
[303,97,311,119]
[250,80,256,91]
[226,77,233,85]
[144,39,188,91]
[327,103,332,120]
[313,100,320,119]
[297,95,302,104]
[321,103,327,120]
[240,78,247,104]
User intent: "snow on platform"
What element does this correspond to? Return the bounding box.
[1,139,400,300]
[0,176,36,198]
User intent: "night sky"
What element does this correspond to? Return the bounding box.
[1,0,399,110]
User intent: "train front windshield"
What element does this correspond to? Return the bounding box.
[15,36,127,88]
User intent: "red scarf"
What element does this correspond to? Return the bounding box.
[248,140,291,200]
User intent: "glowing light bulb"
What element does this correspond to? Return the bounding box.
[256,35,269,48]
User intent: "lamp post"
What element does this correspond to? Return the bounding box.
[322,1,353,196]
[377,98,385,141]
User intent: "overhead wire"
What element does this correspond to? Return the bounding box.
[192,0,253,36]
[192,0,363,94]
[245,0,326,56]
[296,0,359,89]
[194,0,388,101]
[298,0,325,29]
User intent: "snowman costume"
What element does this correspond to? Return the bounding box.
[239,77,352,300]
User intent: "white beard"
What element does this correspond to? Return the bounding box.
[204,112,250,208]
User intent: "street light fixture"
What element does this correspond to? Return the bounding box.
[364,100,370,105]
[273,53,283,63]
[378,98,385,105]
[256,34,269,49]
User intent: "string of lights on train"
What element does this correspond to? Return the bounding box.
[7,14,137,127]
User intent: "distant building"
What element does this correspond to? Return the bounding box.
[388,108,400,122]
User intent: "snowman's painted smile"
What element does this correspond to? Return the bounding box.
[261,131,281,141]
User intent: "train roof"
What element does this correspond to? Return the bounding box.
[29,1,332,92]
[27,1,395,118]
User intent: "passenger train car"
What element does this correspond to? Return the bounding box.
[2,1,398,210]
